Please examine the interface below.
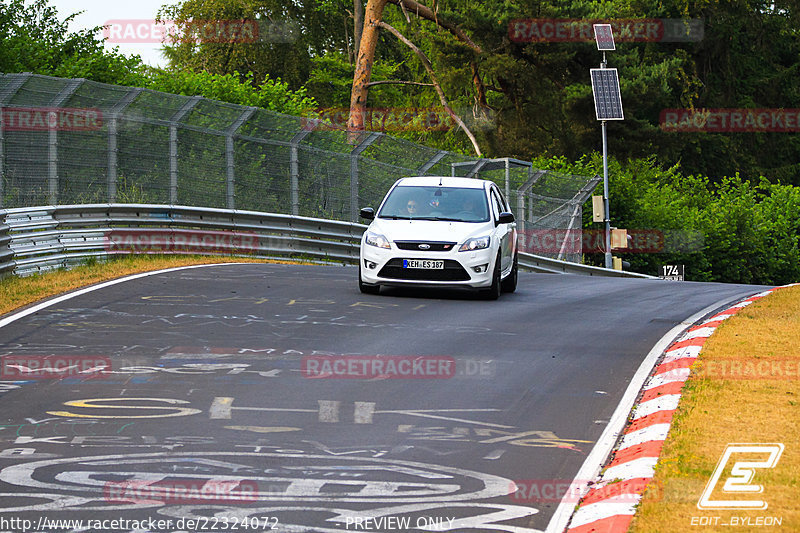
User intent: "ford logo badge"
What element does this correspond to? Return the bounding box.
[418,244,431,250]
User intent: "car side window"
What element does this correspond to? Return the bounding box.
[490,190,504,221]
[497,189,509,212]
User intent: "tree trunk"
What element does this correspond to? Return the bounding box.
[348,0,389,136]
[353,0,364,64]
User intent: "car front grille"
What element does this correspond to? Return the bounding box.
[378,259,470,281]
[394,241,456,252]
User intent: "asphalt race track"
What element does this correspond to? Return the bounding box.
[0,263,768,533]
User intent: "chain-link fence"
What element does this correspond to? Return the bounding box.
[0,72,598,261]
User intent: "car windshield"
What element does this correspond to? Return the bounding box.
[377,185,490,222]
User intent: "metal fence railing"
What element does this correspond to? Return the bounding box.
[0,73,600,262]
[0,204,652,279]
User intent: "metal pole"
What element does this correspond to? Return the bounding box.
[0,109,4,208]
[225,107,257,210]
[46,79,84,206]
[602,120,612,269]
[169,96,202,205]
[107,87,143,203]
[350,132,380,222]
[225,136,235,209]
[169,126,178,205]
[48,125,58,205]
[0,74,33,208]
[289,127,313,217]
[108,117,118,202]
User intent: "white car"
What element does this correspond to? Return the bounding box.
[358,176,518,299]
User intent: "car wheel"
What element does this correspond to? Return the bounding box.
[481,254,502,300]
[501,253,518,293]
[358,265,380,294]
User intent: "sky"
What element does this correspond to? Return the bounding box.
[50,0,171,68]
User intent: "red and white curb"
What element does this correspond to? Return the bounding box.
[563,287,787,533]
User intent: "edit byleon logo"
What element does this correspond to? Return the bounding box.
[697,443,784,510]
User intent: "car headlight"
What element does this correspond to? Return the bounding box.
[365,231,391,249]
[459,235,491,252]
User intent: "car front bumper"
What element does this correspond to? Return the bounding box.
[360,244,496,288]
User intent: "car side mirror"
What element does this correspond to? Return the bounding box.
[497,212,515,225]
[360,207,375,220]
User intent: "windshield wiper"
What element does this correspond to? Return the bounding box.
[415,216,466,222]
[379,215,413,220]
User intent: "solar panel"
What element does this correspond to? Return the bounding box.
[593,24,615,51]
[590,68,624,120]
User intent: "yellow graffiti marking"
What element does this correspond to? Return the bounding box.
[47,398,202,419]
[224,426,302,434]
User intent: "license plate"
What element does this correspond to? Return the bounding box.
[403,259,444,269]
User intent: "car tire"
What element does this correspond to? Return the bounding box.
[481,254,502,300]
[358,266,380,294]
[501,253,518,293]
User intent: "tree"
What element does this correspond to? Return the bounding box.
[347,0,485,153]
[157,0,353,90]
[0,0,147,86]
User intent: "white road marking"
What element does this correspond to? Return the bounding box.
[545,292,765,533]
[354,402,376,424]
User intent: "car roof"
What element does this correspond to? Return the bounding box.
[394,176,490,190]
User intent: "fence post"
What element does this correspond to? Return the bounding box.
[107,88,143,202]
[350,132,381,222]
[505,158,511,203]
[225,107,257,210]
[0,109,4,209]
[0,74,31,209]
[47,79,84,205]
[515,169,547,255]
[464,159,487,179]
[416,150,448,175]
[289,127,313,216]
[169,96,201,205]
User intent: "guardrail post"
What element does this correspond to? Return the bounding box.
[225,107,257,210]
[169,96,202,205]
[48,79,84,205]
[290,127,314,216]
[0,210,12,278]
[107,88,143,202]
[350,132,381,222]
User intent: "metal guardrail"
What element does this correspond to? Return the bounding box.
[0,204,652,279]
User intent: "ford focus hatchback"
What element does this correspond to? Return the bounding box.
[358,176,518,299]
